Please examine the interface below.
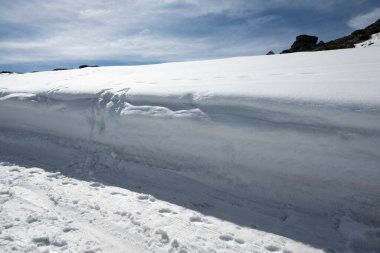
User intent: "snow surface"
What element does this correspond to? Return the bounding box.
[1,46,380,252]
[356,32,380,48]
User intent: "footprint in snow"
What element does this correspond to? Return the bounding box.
[33,235,62,247]
[171,239,180,249]
[3,223,13,229]
[159,208,172,214]
[189,216,203,222]
[265,245,281,252]
[83,250,97,253]
[62,181,77,186]
[137,194,156,202]
[88,203,100,211]
[89,182,104,188]
[51,238,67,247]
[114,211,131,217]
[28,170,41,174]
[1,235,13,241]
[49,194,61,205]
[137,194,149,200]
[219,234,245,244]
[63,227,78,233]
[46,172,62,179]
[0,189,12,197]
[32,236,50,246]
[110,192,127,196]
[219,235,234,241]
[234,238,245,244]
[155,229,170,244]
[26,215,40,224]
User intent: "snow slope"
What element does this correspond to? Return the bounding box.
[1,47,380,252]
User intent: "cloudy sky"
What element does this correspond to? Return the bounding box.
[1,0,380,72]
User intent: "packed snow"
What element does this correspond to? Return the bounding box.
[0,46,380,253]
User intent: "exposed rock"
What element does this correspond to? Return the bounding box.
[53,68,70,71]
[293,34,318,49]
[266,50,275,55]
[0,71,14,74]
[282,34,318,53]
[313,19,380,51]
[281,49,292,54]
[281,18,380,54]
[79,65,99,69]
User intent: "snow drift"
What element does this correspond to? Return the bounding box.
[1,47,380,225]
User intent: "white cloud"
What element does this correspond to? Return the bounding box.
[348,7,380,29]
[0,0,276,65]
[0,0,358,68]
[79,9,112,18]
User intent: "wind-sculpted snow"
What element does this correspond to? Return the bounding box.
[1,47,380,252]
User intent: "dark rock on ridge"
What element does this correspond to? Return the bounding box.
[0,71,14,74]
[79,65,99,69]
[53,68,70,71]
[282,34,318,53]
[281,18,380,53]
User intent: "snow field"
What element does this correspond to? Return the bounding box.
[1,45,380,252]
[0,160,325,253]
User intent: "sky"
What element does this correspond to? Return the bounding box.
[1,0,380,72]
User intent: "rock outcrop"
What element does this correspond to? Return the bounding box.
[282,35,318,53]
[53,68,70,71]
[281,18,380,53]
[79,65,99,69]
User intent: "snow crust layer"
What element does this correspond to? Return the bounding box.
[0,47,380,229]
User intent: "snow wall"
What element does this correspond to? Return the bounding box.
[0,49,379,222]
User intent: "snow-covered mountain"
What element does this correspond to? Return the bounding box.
[0,46,379,253]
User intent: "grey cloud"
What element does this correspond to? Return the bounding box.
[347,7,380,29]
[0,0,374,69]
